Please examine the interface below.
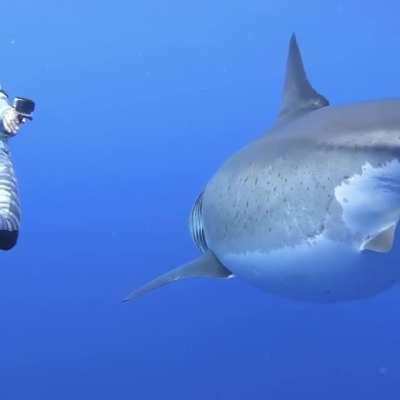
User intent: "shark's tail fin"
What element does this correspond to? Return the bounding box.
[123,251,233,302]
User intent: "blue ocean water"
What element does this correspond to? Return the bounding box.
[1,0,399,398]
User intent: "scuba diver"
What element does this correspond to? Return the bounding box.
[0,89,34,250]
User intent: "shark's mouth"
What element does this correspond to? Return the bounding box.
[189,191,209,253]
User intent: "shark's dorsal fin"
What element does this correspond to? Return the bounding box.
[362,224,397,253]
[277,34,329,123]
[123,251,233,302]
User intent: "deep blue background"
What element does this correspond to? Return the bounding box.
[0,0,399,398]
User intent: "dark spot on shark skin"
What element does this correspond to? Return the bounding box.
[323,289,332,295]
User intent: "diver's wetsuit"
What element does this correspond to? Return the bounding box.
[0,91,20,250]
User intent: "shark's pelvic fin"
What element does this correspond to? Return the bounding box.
[362,224,397,253]
[123,251,233,302]
[278,33,329,123]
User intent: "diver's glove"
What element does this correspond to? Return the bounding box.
[2,108,20,135]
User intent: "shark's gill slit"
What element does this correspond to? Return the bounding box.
[189,192,208,253]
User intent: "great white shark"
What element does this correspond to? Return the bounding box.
[125,34,400,303]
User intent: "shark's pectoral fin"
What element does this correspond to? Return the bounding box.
[123,251,233,302]
[362,224,397,253]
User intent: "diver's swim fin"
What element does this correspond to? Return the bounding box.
[123,251,233,302]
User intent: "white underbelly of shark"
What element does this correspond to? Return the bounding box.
[221,238,400,303]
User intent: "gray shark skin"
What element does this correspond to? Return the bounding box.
[125,34,400,303]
